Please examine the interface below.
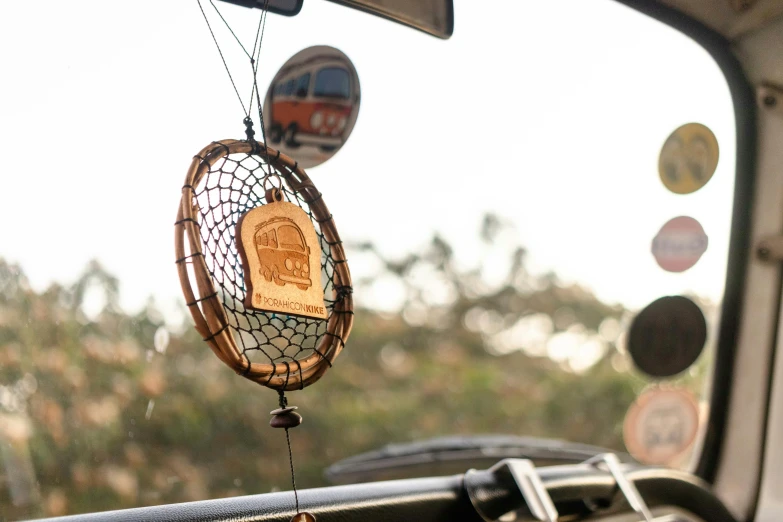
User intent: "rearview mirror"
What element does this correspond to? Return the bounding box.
[325,0,453,39]
[219,0,453,39]
[217,0,303,17]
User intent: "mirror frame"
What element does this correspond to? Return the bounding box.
[325,0,454,39]
[217,0,303,17]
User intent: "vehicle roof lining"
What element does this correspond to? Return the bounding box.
[657,0,783,40]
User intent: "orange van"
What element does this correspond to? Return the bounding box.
[267,55,357,152]
[254,217,312,291]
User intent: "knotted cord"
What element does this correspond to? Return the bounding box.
[197,0,272,168]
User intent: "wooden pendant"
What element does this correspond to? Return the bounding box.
[237,189,327,320]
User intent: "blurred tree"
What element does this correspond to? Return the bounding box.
[0,215,711,518]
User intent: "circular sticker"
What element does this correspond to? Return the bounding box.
[651,216,708,273]
[627,296,707,378]
[659,123,719,194]
[623,387,700,466]
[263,46,361,169]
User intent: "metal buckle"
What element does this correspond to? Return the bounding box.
[586,453,685,522]
[506,459,559,522]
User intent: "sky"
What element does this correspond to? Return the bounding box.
[0,0,735,321]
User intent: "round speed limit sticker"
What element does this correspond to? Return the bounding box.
[623,387,701,466]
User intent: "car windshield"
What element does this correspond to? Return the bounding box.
[0,0,734,519]
[314,67,351,99]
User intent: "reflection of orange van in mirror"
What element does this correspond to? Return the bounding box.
[254,217,312,291]
[268,55,357,152]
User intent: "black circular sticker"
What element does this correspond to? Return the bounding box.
[627,296,707,378]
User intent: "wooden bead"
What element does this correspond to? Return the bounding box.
[290,513,316,522]
[270,410,302,429]
[270,406,298,415]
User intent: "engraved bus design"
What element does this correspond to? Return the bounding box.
[254,217,313,291]
[268,56,357,152]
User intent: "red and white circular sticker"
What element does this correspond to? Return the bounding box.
[651,216,708,273]
[623,387,700,466]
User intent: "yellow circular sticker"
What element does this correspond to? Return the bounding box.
[623,387,700,466]
[658,123,719,194]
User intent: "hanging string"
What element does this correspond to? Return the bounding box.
[285,430,300,512]
[201,0,273,172]
[246,0,268,115]
[244,0,273,172]
[197,2,267,120]
[279,390,300,514]
[197,0,248,115]
[209,0,256,60]
[207,0,267,117]
[250,3,273,175]
[251,0,272,150]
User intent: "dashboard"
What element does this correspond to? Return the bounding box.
[31,456,735,522]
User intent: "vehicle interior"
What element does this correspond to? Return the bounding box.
[2,0,783,521]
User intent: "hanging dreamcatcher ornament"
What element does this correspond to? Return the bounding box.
[175,4,353,521]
